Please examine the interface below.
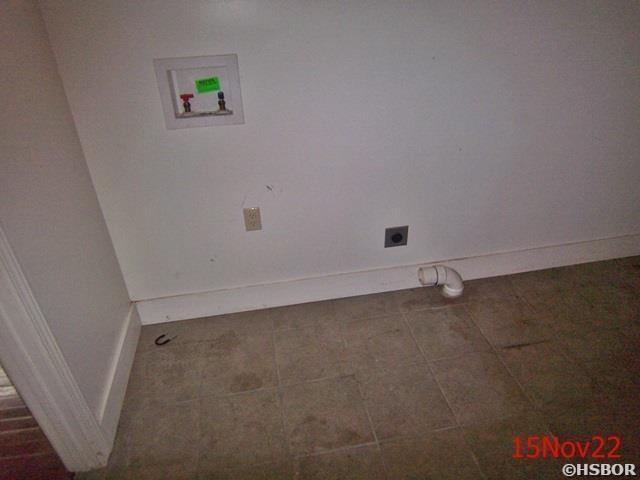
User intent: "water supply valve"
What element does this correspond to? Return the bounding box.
[179,93,194,113]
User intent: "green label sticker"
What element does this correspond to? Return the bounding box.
[195,76,220,94]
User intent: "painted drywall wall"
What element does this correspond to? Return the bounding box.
[0,0,131,417]
[40,1,640,302]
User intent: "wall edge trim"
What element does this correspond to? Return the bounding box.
[0,224,110,471]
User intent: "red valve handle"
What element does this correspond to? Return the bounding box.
[180,93,194,101]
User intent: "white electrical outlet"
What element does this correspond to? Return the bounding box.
[243,207,262,231]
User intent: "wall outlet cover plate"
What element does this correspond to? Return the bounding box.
[385,226,408,247]
[243,207,262,231]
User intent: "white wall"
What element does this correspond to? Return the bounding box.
[40,1,640,303]
[0,0,132,418]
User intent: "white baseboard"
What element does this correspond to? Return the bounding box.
[97,303,141,444]
[136,233,640,325]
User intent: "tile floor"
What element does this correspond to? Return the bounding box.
[81,257,639,479]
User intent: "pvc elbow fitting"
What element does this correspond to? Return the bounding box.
[418,265,464,298]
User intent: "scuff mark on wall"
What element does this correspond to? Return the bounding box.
[265,184,283,197]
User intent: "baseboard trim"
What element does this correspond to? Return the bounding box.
[136,233,640,325]
[96,304,141,445]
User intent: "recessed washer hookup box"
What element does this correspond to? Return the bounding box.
[154,54,244,129]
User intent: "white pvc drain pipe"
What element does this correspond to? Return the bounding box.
[418,265,464,298]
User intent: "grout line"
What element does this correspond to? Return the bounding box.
[401,311,459,429]
[464,305,544,418]
[355,379,380,446]
[148,371,364,407]
[429,424,462,434]
[293,441,379,460]
[194,367,204,476]
[334,314,380,449]
[271,326,283,389]
[467,449,488,480]
[279,372,356,390]
[195,341,207,408]
[421,347,490,364]
[401,310,488,480]
[333,309,389,478]
[338,310,406,325]
[458,301,563,472]
[272,314,339,333]
[398,300,474,315]
[270,326,293,465]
